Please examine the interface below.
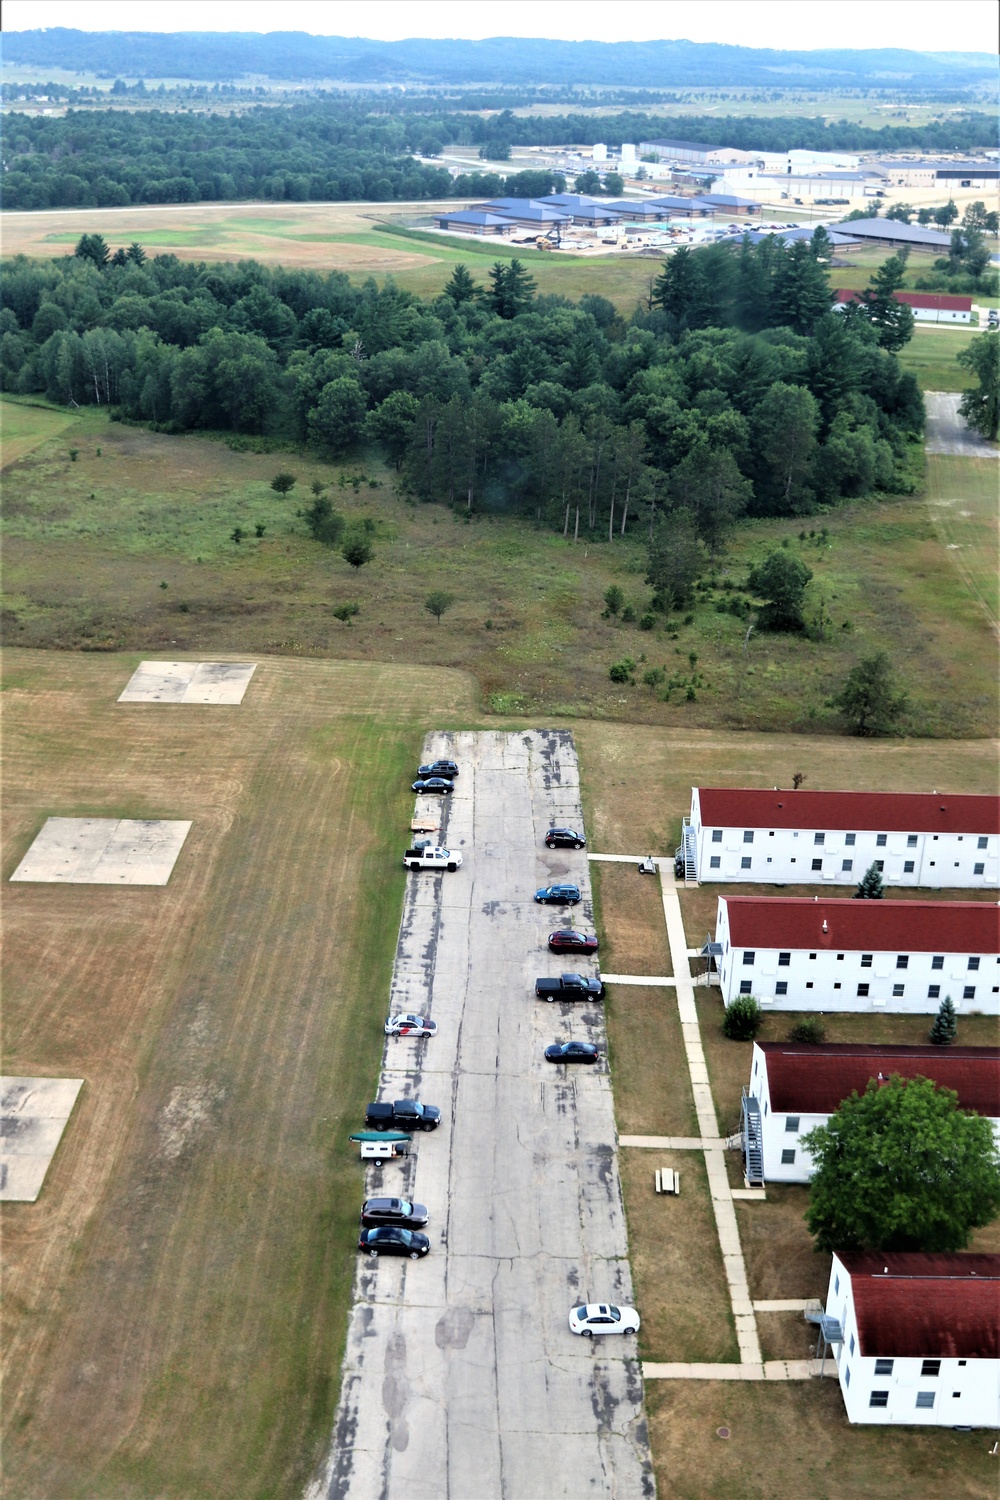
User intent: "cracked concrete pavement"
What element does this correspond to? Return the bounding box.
[309,730,654,1500]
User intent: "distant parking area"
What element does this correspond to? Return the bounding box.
[315,730,653,1500]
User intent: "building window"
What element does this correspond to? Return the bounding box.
[903,861,915,873]
[845,833,856,846]
[869,1391,889,1408]
[834,1274,839,1294]
[778,952,790,967]
[874,1359,894,1376]
[743,951,755,965]
[809,952,817,961]
[977,836,988,849]
[892,984,905,998]
[834,982,841,990]
[916,1392,935,1410]
[775,981,788,995]
[907,835,918,848]
[896,955,909,969]
[739,980,753,995]
[974,862,986,875]
[849,1332,856,1355]
[785,1117,800,1133]
[781,1149,796,1165]
[959,1360,967,1367]
[814,832,825,846]
[876,834,887,848]
[861,954,873,968]
[741,857,752,870]
[811,858,823,872]
[806,981,814,989]
[712,829,722,843]
[874,860,884,872]
[920,1360,941,1377]
[743,830,754,844]
[842,859,853,872]
[969,957,980,971]
[844,1364,851,1387]
[932,955,944,970]
[928,985,941,1000]
[963,986,976,1000]
[710,856,721,869]
[857,983,870,997]
[837,954,844,961]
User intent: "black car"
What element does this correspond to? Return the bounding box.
[534,884,581,905]
[360,1196,429,1229]
[544,1041,600,1064]
[548,930,599,955]
[417,760,458,779]
[545,828,586,849]
[412,777,453,795]
[358,1226,430,1259]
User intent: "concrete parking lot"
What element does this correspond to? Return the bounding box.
[311,730,654,1500]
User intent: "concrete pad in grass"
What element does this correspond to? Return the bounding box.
[10,817,191,885]
[118,660,257,704]
[1,1077,84,1201]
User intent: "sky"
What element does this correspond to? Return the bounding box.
[4,0,998,53]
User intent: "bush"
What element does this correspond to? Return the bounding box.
[332,603,360,623]
[270,472,297,495]
[638,612,656,631]
[788,1018,826,1044]
[609,656,636,684]
[722,995,763,1041]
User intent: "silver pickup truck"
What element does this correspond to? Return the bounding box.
[403,845,462,871]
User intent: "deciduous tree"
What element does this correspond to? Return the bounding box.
[746,549,813,631]
[833,650,908,736]
[957,331,1000,440]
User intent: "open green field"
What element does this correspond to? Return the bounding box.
[896,327,981,393]
[924,455,1000,632]
[3,402,997,737]
[0,400,82,469]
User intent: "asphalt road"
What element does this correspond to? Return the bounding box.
[310,730,654,1500]
[924,391,999,457]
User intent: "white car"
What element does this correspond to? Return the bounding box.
[568,1303,640,1337]
[384,1014,438,1038]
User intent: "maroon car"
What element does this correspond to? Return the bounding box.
[548,930,599,955]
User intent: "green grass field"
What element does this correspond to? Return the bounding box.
[924,454,1000,631]
[2,401,996,737]
[896,327,981,393]
[0,400,84,469]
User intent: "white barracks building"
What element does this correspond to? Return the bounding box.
[824,1252,1000,1428]
[681,789,1000,889]
[743,1041,1000,1184]
[715,897,1000,1014]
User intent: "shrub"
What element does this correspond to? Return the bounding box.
[270,472,297,495]
[788,1018,826,1044]
[722,995,763,1041]
[332,603,360,623]
[609,656,636,684]
[604,584,625,617]
[621,604,637,623]
[638,612,656,631]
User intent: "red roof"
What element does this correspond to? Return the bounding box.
[837,1252,1000,1358]
[722,897,999,954]
[758,1042,1000,1115]
[834,289,972,312]
[696,787,1000,835]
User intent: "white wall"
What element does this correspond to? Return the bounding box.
[689,791,999,890]
[826,1256,1000,1427]
[716,898,999,1015]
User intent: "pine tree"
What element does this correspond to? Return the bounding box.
[929,995,958,1046]
[854,862,884,899]
[443,263,478,305]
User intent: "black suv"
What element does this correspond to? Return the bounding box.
[545,828,586,849]
[417,759,459,779]
[360,1196,429,1228]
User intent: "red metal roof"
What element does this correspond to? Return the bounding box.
[722,897,999,954]
[758,1042,1000,1115]
[834,289,972,311]
[696,787,1000,835]
[837,1252,1000,1358]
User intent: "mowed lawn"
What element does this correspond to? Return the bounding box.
[924,454,1000,632]
[0,400,83,469]
[1,647,475,1500]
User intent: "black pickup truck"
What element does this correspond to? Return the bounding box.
[365,1099,441,1132]
[534,972,605,1001]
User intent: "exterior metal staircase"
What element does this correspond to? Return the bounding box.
[675,817,698,883]
[741,1087,765,1187]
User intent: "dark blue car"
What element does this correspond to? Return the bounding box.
[534,884,582,905]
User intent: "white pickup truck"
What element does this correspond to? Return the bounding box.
[403,845,462,871]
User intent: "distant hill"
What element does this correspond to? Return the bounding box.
[4,29,998,91]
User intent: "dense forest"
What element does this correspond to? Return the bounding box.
[3,101,997,212]
[1,232,924,593]
[5,29,996,90]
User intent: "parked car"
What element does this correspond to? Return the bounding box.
[417,760,459,779]
[534,884,581,905]
[568,1303,640,1337]
[384,1013,437,1037]
[403,846,461,871]
[412,777,453,795]
[358,1226,430,1259]
[544,1041,599,1064]
[360,1196,428,1228]
[544,827,586,849]
[548,930,599,955]
[535,972,604,1001]
[365,1099,441,1132]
